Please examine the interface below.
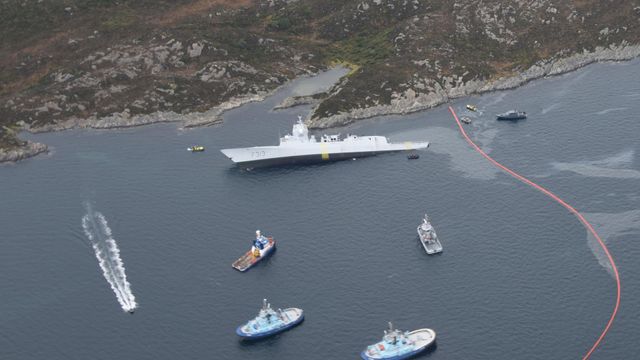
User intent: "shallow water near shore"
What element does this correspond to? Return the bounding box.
[1,60,639,359]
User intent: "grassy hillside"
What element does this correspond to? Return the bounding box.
[1,0,639,154]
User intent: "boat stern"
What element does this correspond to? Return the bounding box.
[407,328,436,350]
[281,308,304,325]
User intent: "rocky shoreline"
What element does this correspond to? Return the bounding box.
[3,44,639,164]
[306,43,640,129]
[0,141,48,163]
[0,90,273,164]
[273,94,324,110]
[27,91,272,134]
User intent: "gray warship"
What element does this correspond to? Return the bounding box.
[220,116,429,167]
[417,214,443,254]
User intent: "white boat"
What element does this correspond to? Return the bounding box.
[361,322,436,360]
[417,214,442,254]
[220,116,429,167]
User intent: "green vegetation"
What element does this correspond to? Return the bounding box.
[2,0,640,158]
[326,29,394,66]
[100,8,137,31]
[268,15,293,31]
[0,126,25,150]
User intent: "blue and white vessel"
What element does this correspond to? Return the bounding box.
[361,322,436,360]
[236,299,304,339]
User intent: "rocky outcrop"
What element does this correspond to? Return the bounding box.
[307,43,640,129]
[273,94,323,110]
[3,0,640,163]
[0,141,48,163]
[30,91,271,132]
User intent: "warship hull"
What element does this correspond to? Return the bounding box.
[221,116,429,168]
[221,142,429,168]
[223,150,404,168]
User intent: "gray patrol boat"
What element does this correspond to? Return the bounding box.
[496,110,527,120]
[417,214,443,254]
[220,116,429,167]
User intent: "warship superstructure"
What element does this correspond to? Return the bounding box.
[220,116,429,167]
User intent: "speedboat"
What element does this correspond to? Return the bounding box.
[361,322,436,360]
[407,154,420,160]
[466,104,477,112]
[232,230,276,272]
[236,299,304,339]
[187,145,205,152]
[460,116,472,124]
[496,110,526,120]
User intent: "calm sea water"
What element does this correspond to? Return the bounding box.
[1,61,639,359]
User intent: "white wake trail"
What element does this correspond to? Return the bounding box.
[82,205,137,313]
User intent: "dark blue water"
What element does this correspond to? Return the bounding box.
[1,61,639,359]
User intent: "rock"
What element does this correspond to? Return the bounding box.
[273,94,323,110]
[188,42,204,58]
[308,43,640,129]
[0,141,48,163]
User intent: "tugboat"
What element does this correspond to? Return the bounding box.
[236,299,304,339]
[232,230,276,272]
[466,104,477,112]
[187,145,205,152]
[361,322,436,360]
[496,110,527,120]
[417,214,443,254]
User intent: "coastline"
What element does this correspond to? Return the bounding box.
[0,91,274,164]
[306,43,640,129]
[28,91,273,134]
[0,140,48,163]
[3,44,640,164]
